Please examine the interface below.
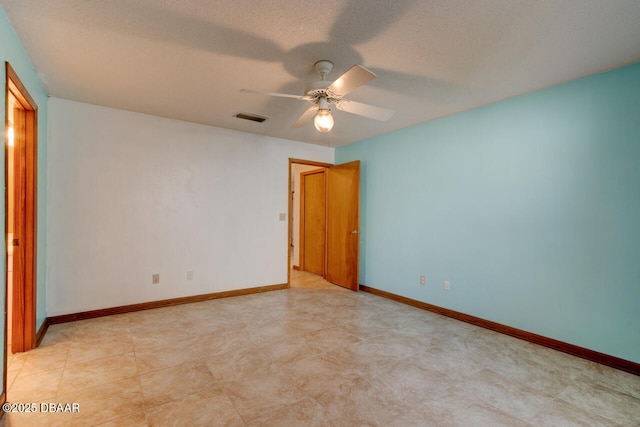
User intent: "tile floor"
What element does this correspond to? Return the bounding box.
[1,270,639,426]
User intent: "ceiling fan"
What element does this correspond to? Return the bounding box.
[242,60,395,133]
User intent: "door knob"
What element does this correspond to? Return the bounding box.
[351,230,360,235]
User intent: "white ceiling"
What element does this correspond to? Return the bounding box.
[2,0,640,147]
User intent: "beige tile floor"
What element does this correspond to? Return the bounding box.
[1,270,639,426]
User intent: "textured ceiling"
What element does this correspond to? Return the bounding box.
[2,0,640,147]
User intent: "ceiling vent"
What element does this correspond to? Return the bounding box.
[235,113,268,123]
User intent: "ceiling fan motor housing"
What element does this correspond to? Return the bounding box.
[308,61,338,104]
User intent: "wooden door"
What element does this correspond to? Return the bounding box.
[11,104,27,352]
[300,169,326,275]
[5,63,37,355]
[326,161,360,290]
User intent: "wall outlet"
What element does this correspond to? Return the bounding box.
[420,275,426,285]
[443,280,450,291]
[187,271,194,280]
[279,213,286,221]
[152,274,160,284]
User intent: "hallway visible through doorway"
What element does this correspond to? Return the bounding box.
[290,268,340,290]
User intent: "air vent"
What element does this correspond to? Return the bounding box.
[235,113,268,123]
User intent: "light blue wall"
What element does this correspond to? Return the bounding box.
[337,62,640,364]
[0,5,48,380]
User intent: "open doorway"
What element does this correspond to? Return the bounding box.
[292,163,328,274]
[288,158,361,291]
[289,160,331,288]
[4,62,38,362]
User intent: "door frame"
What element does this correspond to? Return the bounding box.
[287,158,333,287]
[4,62,38,358]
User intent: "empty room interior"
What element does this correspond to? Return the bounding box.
[0,1,639,426]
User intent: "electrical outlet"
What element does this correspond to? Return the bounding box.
[420,275,426,285]
[443,280,450,291]
[187,271,194,280]
[279,213,286,221]
[152,274,160,284]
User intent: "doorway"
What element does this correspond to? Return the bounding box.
[4,62,38,363]
[299,167,327,275]
[288,159,360,291]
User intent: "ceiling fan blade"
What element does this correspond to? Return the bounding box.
[292,106,317,128]
[336,100,395,121]
[241,88,309,101]
[327,65,376,96]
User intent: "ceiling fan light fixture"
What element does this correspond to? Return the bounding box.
[314,108,334,133]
